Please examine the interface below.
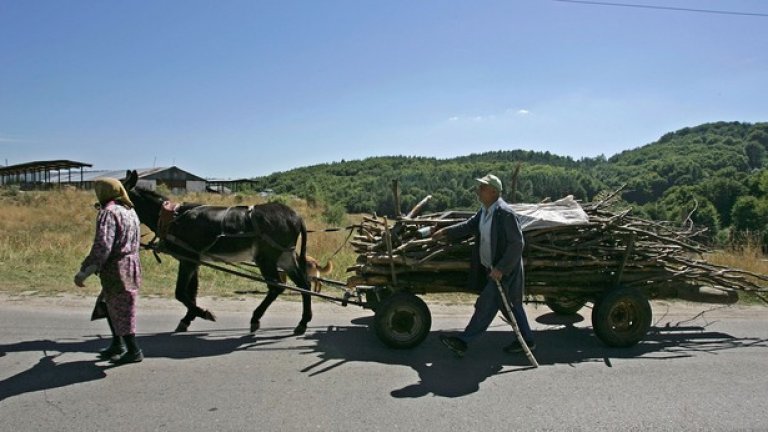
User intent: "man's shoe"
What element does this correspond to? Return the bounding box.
[97,344,127,360]
[440,335,467,357]
[110,350,144,365]
[503,340,536,353]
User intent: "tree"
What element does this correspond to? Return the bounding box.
[731,196,765,232]
[623,173,667,204]
[697,177,747,227]
[747,128,768,150]
[745,141,766,170]
[658,186,719,234]
[758,169,768,196]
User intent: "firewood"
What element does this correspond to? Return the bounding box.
[348,194,768,298]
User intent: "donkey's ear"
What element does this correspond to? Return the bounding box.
[124,170,138,189]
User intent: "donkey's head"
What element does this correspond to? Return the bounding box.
[123,170,167,233]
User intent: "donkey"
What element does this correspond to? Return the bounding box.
[122,170,313,335]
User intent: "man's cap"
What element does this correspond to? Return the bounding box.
[475,174,502,192]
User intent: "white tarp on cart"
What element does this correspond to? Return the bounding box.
[511,195,590,232]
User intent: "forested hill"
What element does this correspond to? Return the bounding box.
[256,121,768,237]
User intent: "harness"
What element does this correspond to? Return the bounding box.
[157,201,180,241]
[155,201,295,258]
[144,200,354,269]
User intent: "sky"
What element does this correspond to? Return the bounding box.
[1,0,767,179]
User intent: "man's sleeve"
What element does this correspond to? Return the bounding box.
[444,210,481,241]
[495,210,524,274]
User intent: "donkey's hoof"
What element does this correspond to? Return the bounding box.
[250,321,260,333]
[202,310,217,322]
[293,323,307,336]
[175,321,190,332]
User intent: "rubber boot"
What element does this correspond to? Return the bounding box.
[110,334,143,365]
[98,313,126,360]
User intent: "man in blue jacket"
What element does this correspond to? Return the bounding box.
[432,174,535,356]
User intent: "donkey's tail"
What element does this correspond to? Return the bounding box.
[298,220,309,289]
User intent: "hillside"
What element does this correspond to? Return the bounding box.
[256,121,768,240]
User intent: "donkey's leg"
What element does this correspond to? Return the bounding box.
[286,270,312,336]
[251,257,285,332]
[282,253,313,336]
[174,261,215,332]
[249,285,283,333]
[292,285,312,336]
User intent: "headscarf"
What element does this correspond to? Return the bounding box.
[94,177,134,209]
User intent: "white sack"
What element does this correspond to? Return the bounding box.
[511,195,590,232]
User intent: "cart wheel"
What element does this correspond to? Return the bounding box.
[591,286,651,347]
[544,296,586,315]
[373,292,431,349]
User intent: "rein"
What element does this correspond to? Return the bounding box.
[323,225,356,261]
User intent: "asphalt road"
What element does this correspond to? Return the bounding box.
[1,293,767,431]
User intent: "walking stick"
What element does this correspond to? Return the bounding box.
[495,279,539,368]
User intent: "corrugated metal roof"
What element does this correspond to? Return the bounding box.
[45,167,205,183]
[138,166,207,182]
[47,170,124,182]
[4,163,210,187]
[0,160,92,175]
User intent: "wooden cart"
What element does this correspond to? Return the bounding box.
[347,199,761,349]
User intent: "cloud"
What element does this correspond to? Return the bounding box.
[0,134,28,144]
[448,108,530,123]
[505,108,530,116]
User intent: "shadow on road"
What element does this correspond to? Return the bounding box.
[2,313,766,402]
[0,352,106,403]
[0,327,292,402]
[299,312,768,398]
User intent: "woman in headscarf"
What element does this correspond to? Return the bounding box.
[74,177,143,365]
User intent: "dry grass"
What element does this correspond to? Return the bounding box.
[706,244,768,304]
[706,245,767,273]
[0,187,358,300]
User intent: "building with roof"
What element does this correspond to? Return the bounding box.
[50,166,207,194]
[129,166,207,194]
[1,161,207,194]
[0,160,270,196]
[0,160,93,188]
[205,178,262,194]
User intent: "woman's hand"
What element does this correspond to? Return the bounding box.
[74,265,98,287]
[74,271,88,287]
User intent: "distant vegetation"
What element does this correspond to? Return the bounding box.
[255,121,768,247]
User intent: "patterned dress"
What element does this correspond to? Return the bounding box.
[80,201,142,336]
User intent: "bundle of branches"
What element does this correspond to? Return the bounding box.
[347,195,768,301]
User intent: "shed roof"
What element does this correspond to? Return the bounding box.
[0,160,92,175]
[46,167,208,183]
[135,166,207,182]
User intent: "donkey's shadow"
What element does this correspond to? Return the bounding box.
[299,313,768,398]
